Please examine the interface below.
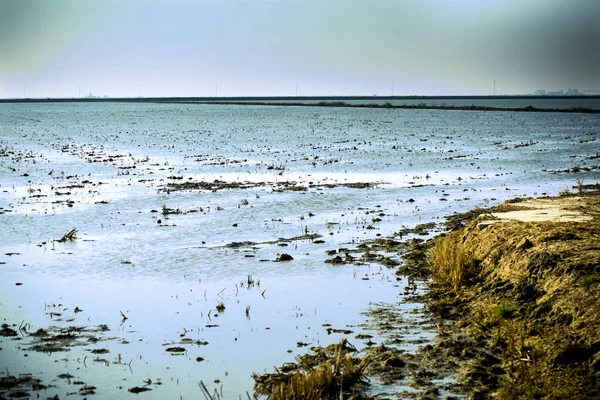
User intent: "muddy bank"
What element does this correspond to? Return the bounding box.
[423,190,600,399]
[253,190,600,399]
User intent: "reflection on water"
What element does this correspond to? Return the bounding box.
[0,102,599,398]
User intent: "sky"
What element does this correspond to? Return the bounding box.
[0,0,599,98]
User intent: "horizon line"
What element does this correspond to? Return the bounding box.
[2,94,600,102]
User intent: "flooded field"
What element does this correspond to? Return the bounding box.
[1,102,599,398]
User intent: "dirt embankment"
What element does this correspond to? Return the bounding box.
[425,191,600,399]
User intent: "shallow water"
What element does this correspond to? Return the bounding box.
[1,102,599,398]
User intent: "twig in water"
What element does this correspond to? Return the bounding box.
[56,228,78,243]
[199,381,214,400]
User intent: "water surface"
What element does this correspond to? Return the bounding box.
[1,102,599,398]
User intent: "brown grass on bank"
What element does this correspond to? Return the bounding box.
[426,192,600,399]
[429,233,478,291]
[253,339,371,400]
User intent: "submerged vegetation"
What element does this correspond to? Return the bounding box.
[55,227,78,243]
[253,339,371,400]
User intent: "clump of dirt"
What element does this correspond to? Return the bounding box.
[275,253,294,262]
[128,386,152,393]
[0,324,18,337]
[395,222,438,237]
[423,191,600,399]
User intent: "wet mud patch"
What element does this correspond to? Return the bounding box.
[0,311,135,397]
[163,178,269,192]
[321,234,433,279]
[0,374,50,399]
[162,178,380,193]
[210,233,322,249]
[356,298,465,398]
[25,324,113,353]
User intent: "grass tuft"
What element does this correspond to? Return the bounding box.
[558,187,572,197]
[495,299,516,319]
[576,179,584,195]
[429,234,478,290]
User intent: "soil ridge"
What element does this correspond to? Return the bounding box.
[424,191,600,399]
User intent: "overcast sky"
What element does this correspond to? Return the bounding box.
[1,0,599,98]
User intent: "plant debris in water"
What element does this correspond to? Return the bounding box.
[55,227,78,243]
[253,339,372,400]
[0,374,49,399]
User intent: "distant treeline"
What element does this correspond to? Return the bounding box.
[166,100,600,114]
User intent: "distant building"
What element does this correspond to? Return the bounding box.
[547,90,564,96]
[535,90,546,95]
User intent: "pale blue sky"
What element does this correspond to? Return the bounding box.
[1,0,598,98]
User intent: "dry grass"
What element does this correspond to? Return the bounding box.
[426,192,600,399]
[429,233,476,290]
[253,339,371,400]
